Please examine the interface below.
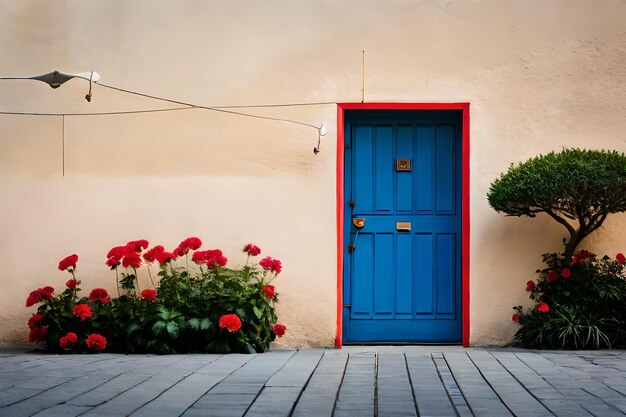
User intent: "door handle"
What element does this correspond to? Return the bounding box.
[352,218,365,228]
[349,218,366,253]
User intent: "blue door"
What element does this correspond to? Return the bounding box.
[343,110,462,343]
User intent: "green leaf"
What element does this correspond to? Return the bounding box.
[200,318,212,331]
[166,321,180,339]
[187,318,201,330]
[253,306,262,319]
[152,320,167,336]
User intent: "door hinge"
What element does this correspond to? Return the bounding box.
[343,304,351,309]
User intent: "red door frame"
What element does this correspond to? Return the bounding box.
[336,102,470,348]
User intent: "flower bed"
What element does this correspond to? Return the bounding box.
[26,238,286,354]
[512,250,626,349]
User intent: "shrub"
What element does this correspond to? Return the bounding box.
[25,239,286,353]
[487,149,626,260]
[512,250,626,349]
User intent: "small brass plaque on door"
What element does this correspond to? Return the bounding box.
[396,222,411,231]
[396,158,412,171]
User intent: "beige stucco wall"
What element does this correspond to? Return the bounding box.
[1,0,625,347]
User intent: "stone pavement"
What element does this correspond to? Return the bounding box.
[0,346,625,417]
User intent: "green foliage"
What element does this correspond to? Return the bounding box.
[513,251,626,349]
[26,242,284,354]
[488,149,626,258]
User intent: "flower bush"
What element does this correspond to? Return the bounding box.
[512,250,626,349]
[25,238,286,354]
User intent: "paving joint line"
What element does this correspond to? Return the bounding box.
[123,354,224,416]
[329,351,350,417]
[72,355,193,416]
[431,353,466,417]
[464,351,517,416]
[580,387,626,416]
[374,352,379,417]
[286,350,326,417]
[488,352,557,417]
[402,353,421,417]
[241,349,298,417]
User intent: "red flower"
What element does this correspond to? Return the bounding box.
[107,245,126,260]
[525,280,535,292]
[143,245,165,263]
[547,270,558,282]
[106,256,121,268]
[263,284,276,299]
[122,249,142,269]
[179,237,202,252]
[28,326,47,343]
[512,314,520,323]
[25,289,43,307]
[126,239,149,253]
[573,249,592,264]
[218,314,242,332]
[561,268,571,279]
[273,324,286,337]
[155,251,174,265]
[58,254,78,271]
[28,313,45,329]
[59,332,78,350]
[140,289,157,301]
[537,302,549,313]
[86,334,107,351]
[73,304,92,321]
[89,288,111,304]
[617,253,626,265]
[26,286,55,307]
[244,244,261,257]
[192,249,227,268]
[66,278,81,289]
[259,257,282,275]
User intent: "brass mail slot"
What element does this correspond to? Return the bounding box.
[396,158,412,171]
[396,221,411,231]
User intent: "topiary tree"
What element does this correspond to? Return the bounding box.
[487,148,626,261]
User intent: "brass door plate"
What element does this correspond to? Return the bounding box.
[396,158,412,171]
[396,221,411,231]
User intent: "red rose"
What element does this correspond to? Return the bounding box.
[122,249,142,269]
[85,333,107,351]
[28,326,47,343]
[263,285,276,299]
[58,254,78,271]
[512,314,520,323]
[73,303,92,321]
[89,288,111,304]
[561,268,571,279]
[41,286,54,299]
[244,244,261,257]
[273,323,286,337]
[547,270,558,282]
[66,278,81,289]
[107,245,126,260]
[28,313,45,329]
[525,280,535,292]
[140,289,157,301]
[259,257,282,275]
[537,302,549,313]
[126,239,149,253]
[59,332,78,350]
[218,314,242,332]
[155,251,174,265]
[574,250,592,264]
[617,253,626,265]
[143,245,165,263]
